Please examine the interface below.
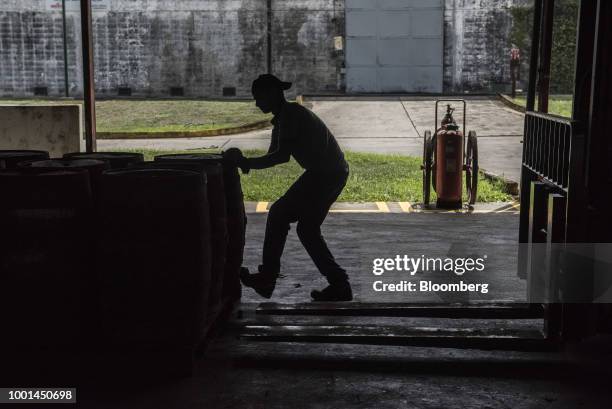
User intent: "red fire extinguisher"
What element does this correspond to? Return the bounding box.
[435,119,464,209]
[422,100,478,209]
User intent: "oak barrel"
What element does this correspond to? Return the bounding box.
[0,150,49,169]
[19,159,109,193]
[154,153,245,301]
[0,169,94,351]
[128,161,228,322]
[96,168,212,352]
[63,151,144,169]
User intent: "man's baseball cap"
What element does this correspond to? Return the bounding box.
[252,74,292,92]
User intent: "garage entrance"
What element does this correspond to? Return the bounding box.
[345,0,443,93]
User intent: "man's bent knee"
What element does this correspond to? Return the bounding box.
[269,199,289,217]
[296,222,321,241]
[267,200,292,229]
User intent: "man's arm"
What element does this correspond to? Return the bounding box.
[223,140,289,175]
[242,110,300,172]
[244,130,291,170]
[245,150,290,171]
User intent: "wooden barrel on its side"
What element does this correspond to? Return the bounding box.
[129,161,228,323]
[96,169,212,353]
[0,169,94,351]
[154,153,246,302]
[0,150,49,169]
[63,152,145,169]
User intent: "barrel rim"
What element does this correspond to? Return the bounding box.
[63,152,145,159]
[102,168,204,178]
[154,153,223,162]
[130,160,223,174]
[0,149,49,158]
[0,168,90,177]
[26,159,108,168]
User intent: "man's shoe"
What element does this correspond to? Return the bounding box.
[311,281,353,302]
[240,267,278,299]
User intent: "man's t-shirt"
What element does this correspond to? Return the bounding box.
[247,102,347,172]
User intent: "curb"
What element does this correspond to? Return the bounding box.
[245,201,520,214]
[481,169,520,196]
[96,119,272,140]
[497,93,526,113]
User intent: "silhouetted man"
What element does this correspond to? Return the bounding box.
[224,74,351,301]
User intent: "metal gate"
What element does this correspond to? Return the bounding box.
[345,0,443,93]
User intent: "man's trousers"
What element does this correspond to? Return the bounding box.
[261,165,349,284]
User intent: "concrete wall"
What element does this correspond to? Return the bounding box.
[272,0,344,94]
[0,105,82,157]
[0,0,342,98]
[0,1,83,97]
[443,0,532,93]
[1,0,531,97]
[92,0,269,98]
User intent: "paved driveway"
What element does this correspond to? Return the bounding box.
[99,96,525,183]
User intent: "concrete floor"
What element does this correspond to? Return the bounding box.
[99,96,525,183]
[74,211,612,409]
[88,100,547,407]
[241,212,525,304]
[78,333,612,409]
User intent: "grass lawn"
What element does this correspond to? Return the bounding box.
[123,149,512,203]
[1,99,272,133]
[510,95,573,118]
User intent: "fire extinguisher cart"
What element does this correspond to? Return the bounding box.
[422,100,478,209]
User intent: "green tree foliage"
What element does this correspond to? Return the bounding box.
[510,0,578,94]
[550,0,578,93]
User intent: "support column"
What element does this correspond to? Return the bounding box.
[571,0,597,122]
[537,0,555,113]
[526,0,543,112]
[266,0,273,74]
[62,0,69,97]
[80,0,97,152]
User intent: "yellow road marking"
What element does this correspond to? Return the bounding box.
[331,209,380,213]
[398,202,413,213]
[256,202,269,213]
[250,201,519,214]
[492,201,521,213]
[376,202,391,213]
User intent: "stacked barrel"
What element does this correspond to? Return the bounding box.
[0,149,49,168]
[154,154,247,305]
[128,159,229,328]
[0,151,104,383]
[0,149,245,381]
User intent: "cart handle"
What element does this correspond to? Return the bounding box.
[435,99,466,137]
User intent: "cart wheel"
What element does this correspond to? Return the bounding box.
[466,131,478,205]
[422,131,433,206]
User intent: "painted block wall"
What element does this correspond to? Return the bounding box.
[0,0,531,97]
[443,0,533,93]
